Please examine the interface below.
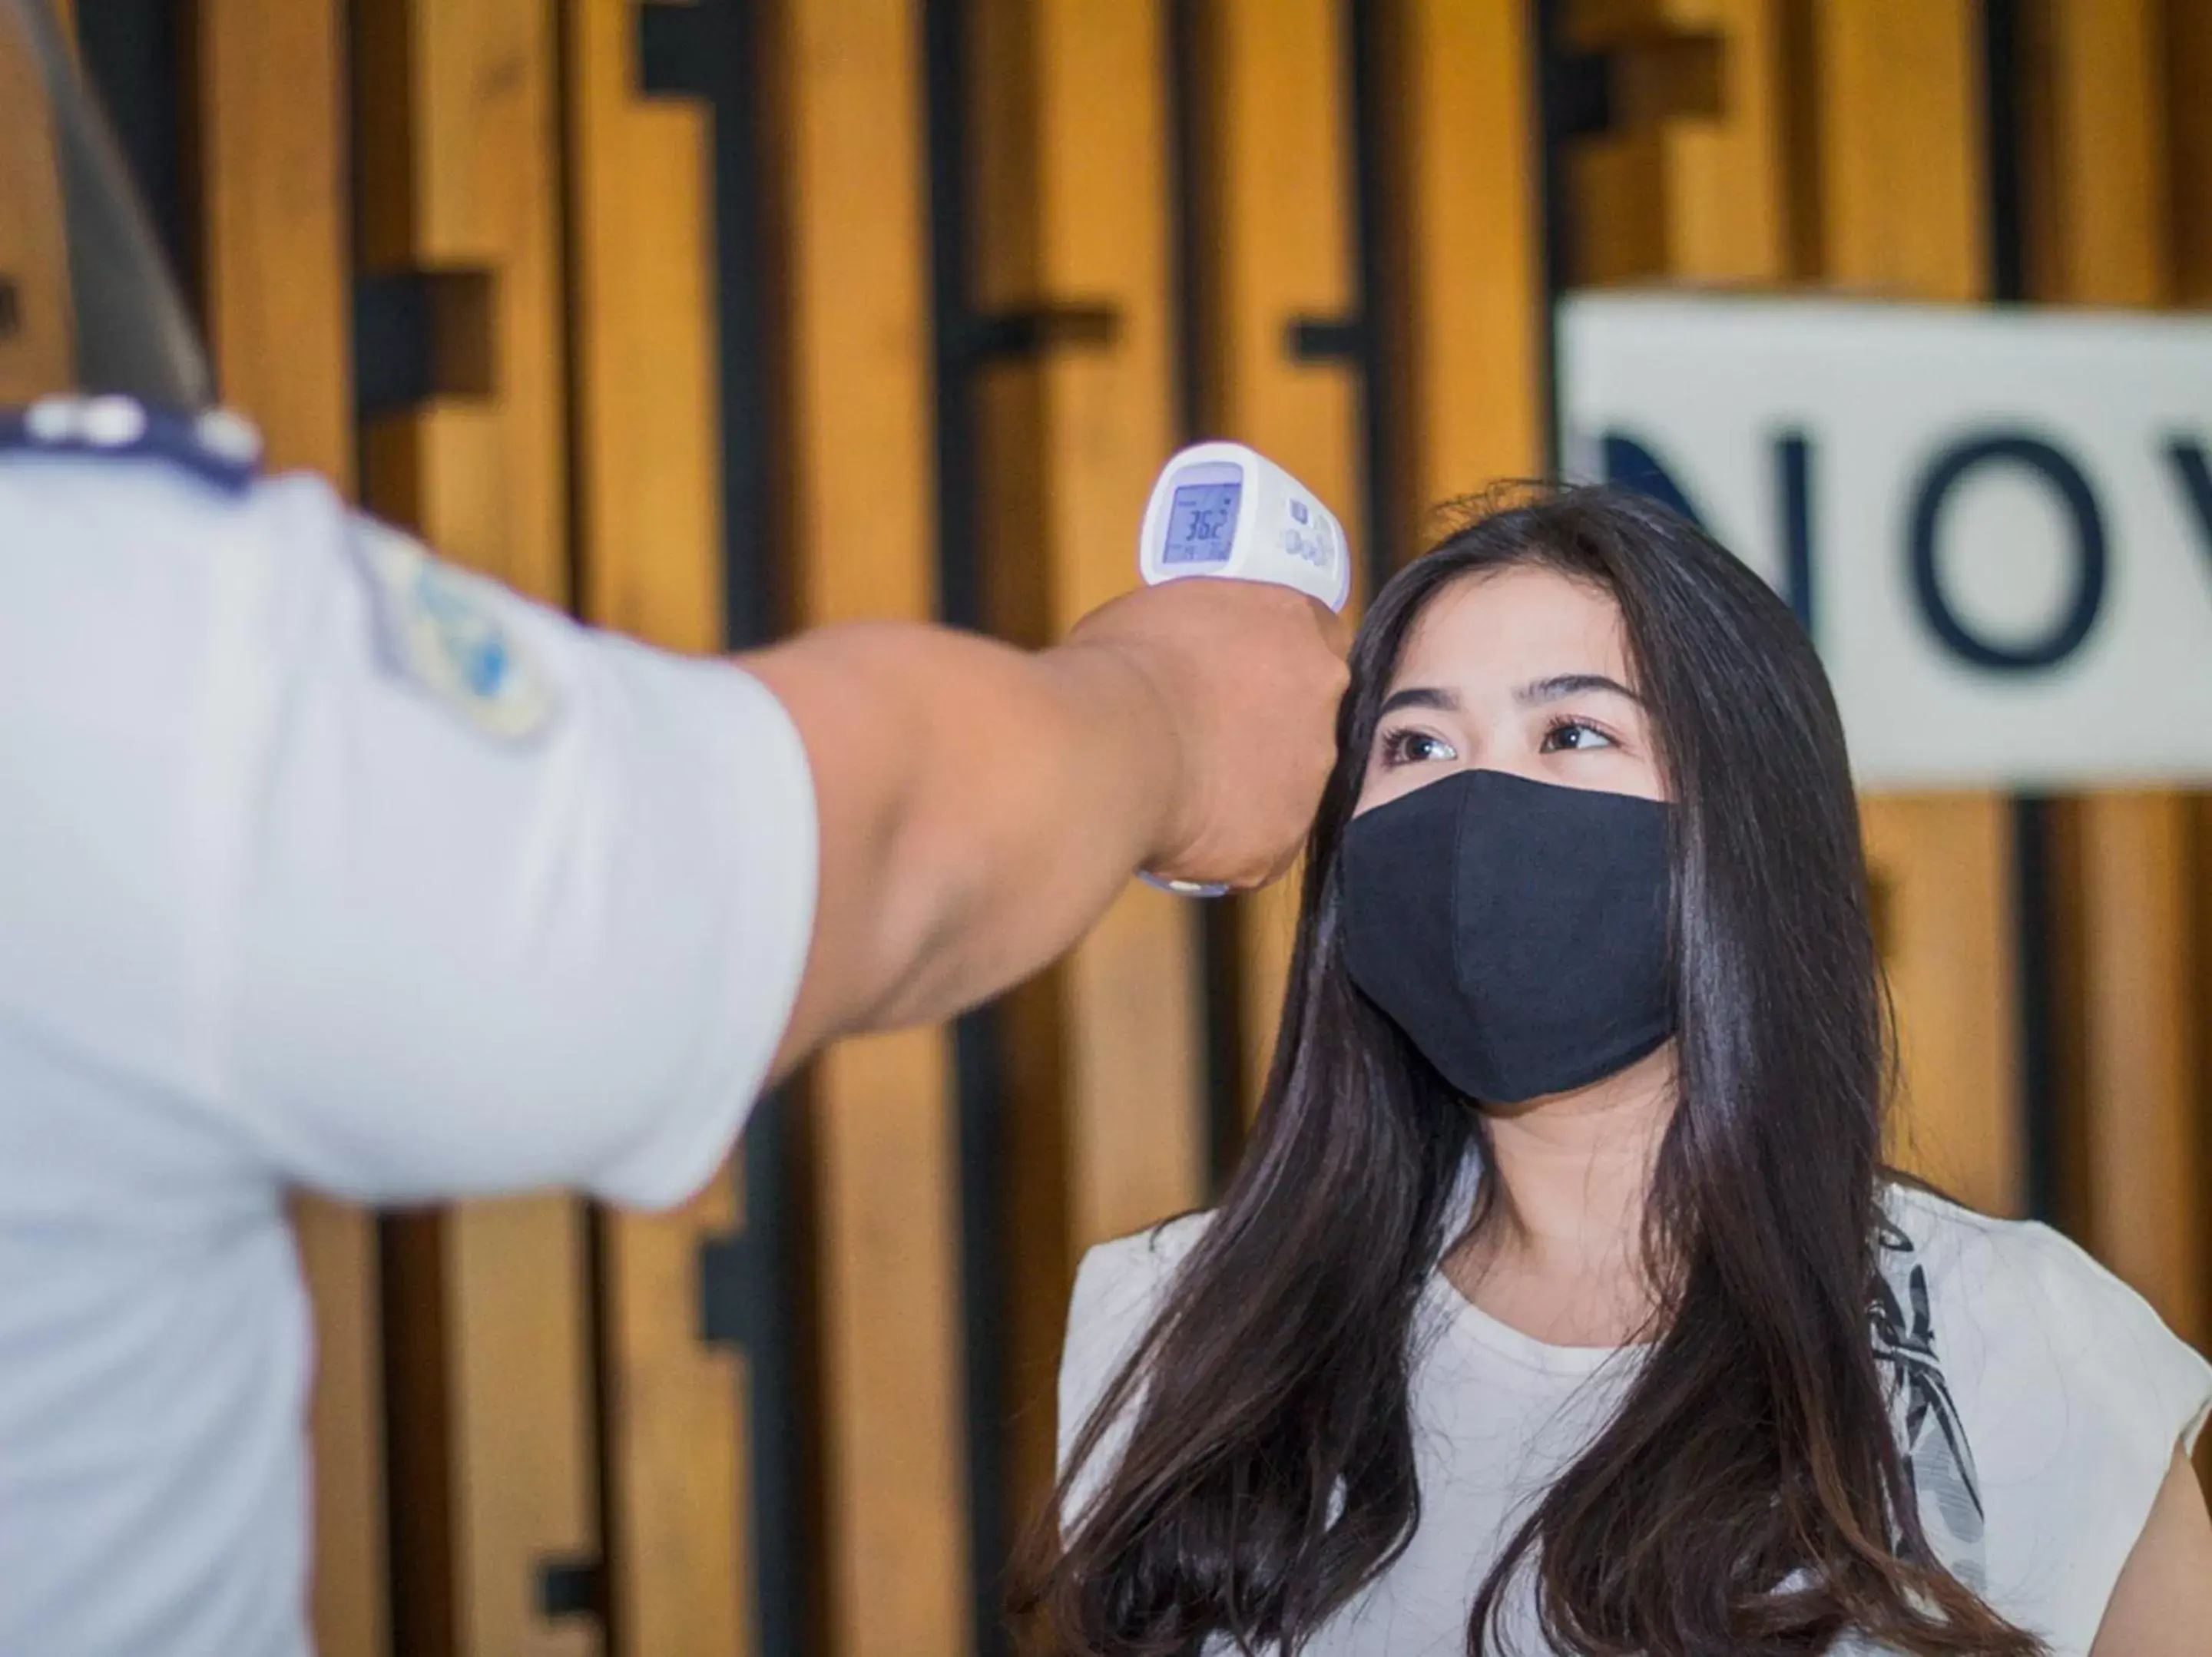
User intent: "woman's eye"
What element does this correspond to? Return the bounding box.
[1540,718,1617,753]
[1379,728,1457,768]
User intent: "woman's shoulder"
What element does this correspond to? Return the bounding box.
[1071,1210,1214,1310]
[1055,1210,1217,1483]
[1062,1212,1214,1387]
[1881,1180,2210,1425]
[1880,1181,2212,1649]
[1883,1182,2205,1384]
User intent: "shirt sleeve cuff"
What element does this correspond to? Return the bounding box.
[588,660,817,1209]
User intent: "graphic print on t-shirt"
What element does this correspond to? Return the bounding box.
[1873,1220,1988,1589]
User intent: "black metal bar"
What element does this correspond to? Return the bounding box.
[2012,795,2062,1225]
[352,268,497,417]
[636,2,714,99]
[1532,0,1574,475]
[1551,49,1615,143]
[634,6,815,1652]
[735,1088,814,1657]
[1983,0,2028,308]
[353,271,442,415]
[1346,0,1402,593]
[921,4,1015,1654]
[1286,314,1366,362]
[959,304,1122,362]
[1979,0,2061,1227]
[534,1556,608,1622]
[697,1230,757,1349]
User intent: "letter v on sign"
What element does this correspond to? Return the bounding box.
[2161,437,2212,592]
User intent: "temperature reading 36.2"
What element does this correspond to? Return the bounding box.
[1163,481,1241,564]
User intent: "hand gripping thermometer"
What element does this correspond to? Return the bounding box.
[1135,441,1353,897]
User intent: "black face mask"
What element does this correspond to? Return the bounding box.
[1339,769,1674,1105]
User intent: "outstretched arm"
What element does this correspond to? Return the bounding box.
[745,578,1346,1080]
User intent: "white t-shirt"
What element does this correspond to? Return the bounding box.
[1059,1182,2212,1656]
[0,451,818,1655]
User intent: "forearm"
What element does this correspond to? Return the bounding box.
[741,620,1184,1076]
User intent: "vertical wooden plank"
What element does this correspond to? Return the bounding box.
[1811,0,2019,1216]
[969,0,1174,1480]
[1856,799,2019,1215]
[2167,2,2212,306]
[2175,7,2212,1415]
[971,0,1207,1543]
[1398,0,1546,508]
[355,2,598,1654]
[1027,2,1203,1258]
[2025,0,2205,1347]
[775,2,968,1652]
[2031,0,2170,304]
[197,12,388,1655]
[2068,798,2204,1338]
[565,4,750,1656]
[1815,0,1987,304]
[0,8,74,403]
[1208,0,1363,1114]
[1568,0,1790,285]
[1658,0,1786,281]
[360,0,569,604]
[200,0,353,476]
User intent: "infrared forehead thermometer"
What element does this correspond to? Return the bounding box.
[1137,442,1353,897]
[1137,440,1353,614]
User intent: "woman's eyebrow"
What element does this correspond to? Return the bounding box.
[1379,686,1460,715]
[1517,673,1641,706]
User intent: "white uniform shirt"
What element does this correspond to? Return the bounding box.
[0,445,817,1656]
[1060,1183,2212,1656]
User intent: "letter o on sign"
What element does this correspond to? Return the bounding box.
[1908,433,2108,672]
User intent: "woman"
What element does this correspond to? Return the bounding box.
[1015,488,2212,1656]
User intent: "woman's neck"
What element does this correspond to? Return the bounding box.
[1444,1042,1678,1348]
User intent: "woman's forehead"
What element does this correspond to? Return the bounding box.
[1388,566,1631,691]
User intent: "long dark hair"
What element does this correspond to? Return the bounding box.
[1012,488,2041,1655]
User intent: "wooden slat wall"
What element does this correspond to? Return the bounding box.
[354,3,601,1655]
[1206,0,1365,1114]
[2025,0,2207,1348]
[1812,0,2022,1219]
[196,8,388,1655]
[564,4,750,1655]
[0,7,73,405]
[1398,0,1546,507]
[773,3,969,1653]
[62,8,2210,1654]
[971,0,1206,1530]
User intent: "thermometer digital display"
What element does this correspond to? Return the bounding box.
[1137,441,1353,895]
[1161,479,1243,565]
[1138,441,1351,612]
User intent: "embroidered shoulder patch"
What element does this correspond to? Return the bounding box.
[349,518,561,743]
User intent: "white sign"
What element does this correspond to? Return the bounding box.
[1558,292,2212,790]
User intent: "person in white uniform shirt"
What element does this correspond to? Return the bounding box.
[1023,489,2212,1657]
[0,5,1346,1654]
